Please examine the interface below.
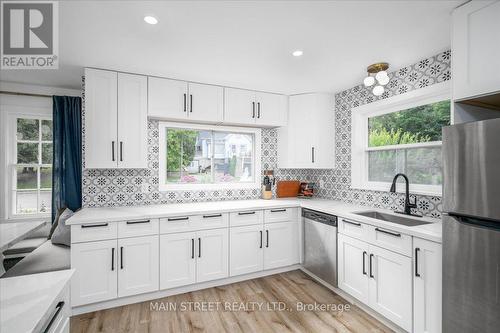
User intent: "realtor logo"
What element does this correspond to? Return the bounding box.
[1,1,58,69]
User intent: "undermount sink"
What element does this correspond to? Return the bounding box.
[353,211,432,227]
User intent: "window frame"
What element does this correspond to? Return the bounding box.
[158,122,261,191]
[351,81,451,196]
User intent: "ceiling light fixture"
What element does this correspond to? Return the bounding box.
[363,62,390,95]
[292,50,303,57]
[144,16,158,25]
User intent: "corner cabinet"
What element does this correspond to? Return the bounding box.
[278,93,335,169]
[452,0,500,100]
[84,68,147,169]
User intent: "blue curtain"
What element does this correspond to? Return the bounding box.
[52,96,82,223]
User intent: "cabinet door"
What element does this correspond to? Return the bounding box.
[148,77,188,120]
[414,238,442,333]
[224,88,256,125]
[84,68,118,168]
[255,92,287,127]
[368,244,412,332]
[311,94,335,168]
[117,73,148,168]
[452,1,500,100]
[71,240,117,306]
[229,224,264,276]
[118,235,159,297]
[263,221,297,270]
[187,83,224,123]
[159,232,196,289]
[196,228,229,283]
[337,234,369,304]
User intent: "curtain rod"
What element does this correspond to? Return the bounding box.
[0,90,52,98]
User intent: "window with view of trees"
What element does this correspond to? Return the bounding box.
[14,117,53,215]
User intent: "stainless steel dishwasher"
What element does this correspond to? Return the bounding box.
[302,209,338,287]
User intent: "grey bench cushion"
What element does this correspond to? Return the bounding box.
[3,237,47,256]
[2,240,70,278]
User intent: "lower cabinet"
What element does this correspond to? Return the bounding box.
[338,233,412,332]
[264,221,297,270]
[159,228,229,289]
[413,238,442,333]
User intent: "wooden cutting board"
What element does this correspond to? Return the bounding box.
[276,180,301,198]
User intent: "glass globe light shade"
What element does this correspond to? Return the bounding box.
[363,76,375,87]
[376,72,390,85]
[372,85,384,96]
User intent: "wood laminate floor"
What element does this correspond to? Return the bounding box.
[71,270,393,333]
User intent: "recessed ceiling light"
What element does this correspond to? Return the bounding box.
[292,50,303,57]
[144,16,158,25]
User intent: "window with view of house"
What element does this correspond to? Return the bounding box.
[158,123,261,190]
[13,117,53,215]
[351,82,451,196]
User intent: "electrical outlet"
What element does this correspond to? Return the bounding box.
[319,179,325,189]
[141,184,150,193]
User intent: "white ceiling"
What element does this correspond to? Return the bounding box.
[0,0,464,95]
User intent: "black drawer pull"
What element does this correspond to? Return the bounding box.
[120,246,124,269]
[126,220,150,225]
[111,248,115,271]
[266,230,269,248]
[369,254,374,278]
[342,219,361,227]
[415,247,421,277]
[362,251,367,275]
[42,301,64,333]
[191,239,195,259]
[260,230,263,248]
[375,227,401,237]
[198,238,201,258]
[81,223,108,228]
[203,214,222,219]
[270,209,286,213]
[238,211,256,216]
[167,217,189,221]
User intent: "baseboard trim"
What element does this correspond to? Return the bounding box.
[71,264,301,315]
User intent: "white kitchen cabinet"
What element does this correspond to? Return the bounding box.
[414,238,442,333]
[224,87,287,127]
[84,69,118,169]
[338,234,369,304]
[117,73,148,168]
[452,1,500,101]
[263,221,297,270]
[159,232,197,289]
[84,68,148,169]
[187,83,224,123]
[196,228,229,283]
[71,240,117,306]
[230,224,264,276]
[278,93,335,169]
[117,235,159,298]
[368,244,412,332]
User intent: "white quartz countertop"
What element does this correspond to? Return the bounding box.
[0,269,74,333]
[67,198,442,242]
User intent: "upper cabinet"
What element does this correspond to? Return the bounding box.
[84,68,147,169]
[148,77,224,123]
[224,88,287,127]
[452,0,500,101]
[278,93,335,169]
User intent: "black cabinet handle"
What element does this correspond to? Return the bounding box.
[183,93,187,112]
[167,217,189,221]
[369,254,374,278]
[266,230,269,248]
[311,147,315,163]
[260,230,263,248]
[112,141,115,161]
[126,219,150,225]
[191,239,195,259]
[362,251,367,275]
[415,247,421,277]
[111,248,115,271]
[375,227,401,237]
[257,102,261,118]
[203,214,222,219]
[190,94,193,112]
[270,209,286,213]
[342,219,361,227]
[42,301,64,333]
[120,246,124,269]
[198,238,201,258]
[119,141,123,162]
[238,211,256,216]
[252,102,255,118]
[81,223,108,228]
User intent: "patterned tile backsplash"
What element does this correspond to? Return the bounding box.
[82,50,451,218]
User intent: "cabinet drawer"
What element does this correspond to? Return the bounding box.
[229,210,263,227]
[369,225,412,257]
[264,207,297,223]
[192,213,229,230]
[160,215,197,234]
[338,217,369,240]
[71,222,117,243]
[118,218,159,238]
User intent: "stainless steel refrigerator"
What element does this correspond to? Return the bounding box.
[442,118,500,333]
